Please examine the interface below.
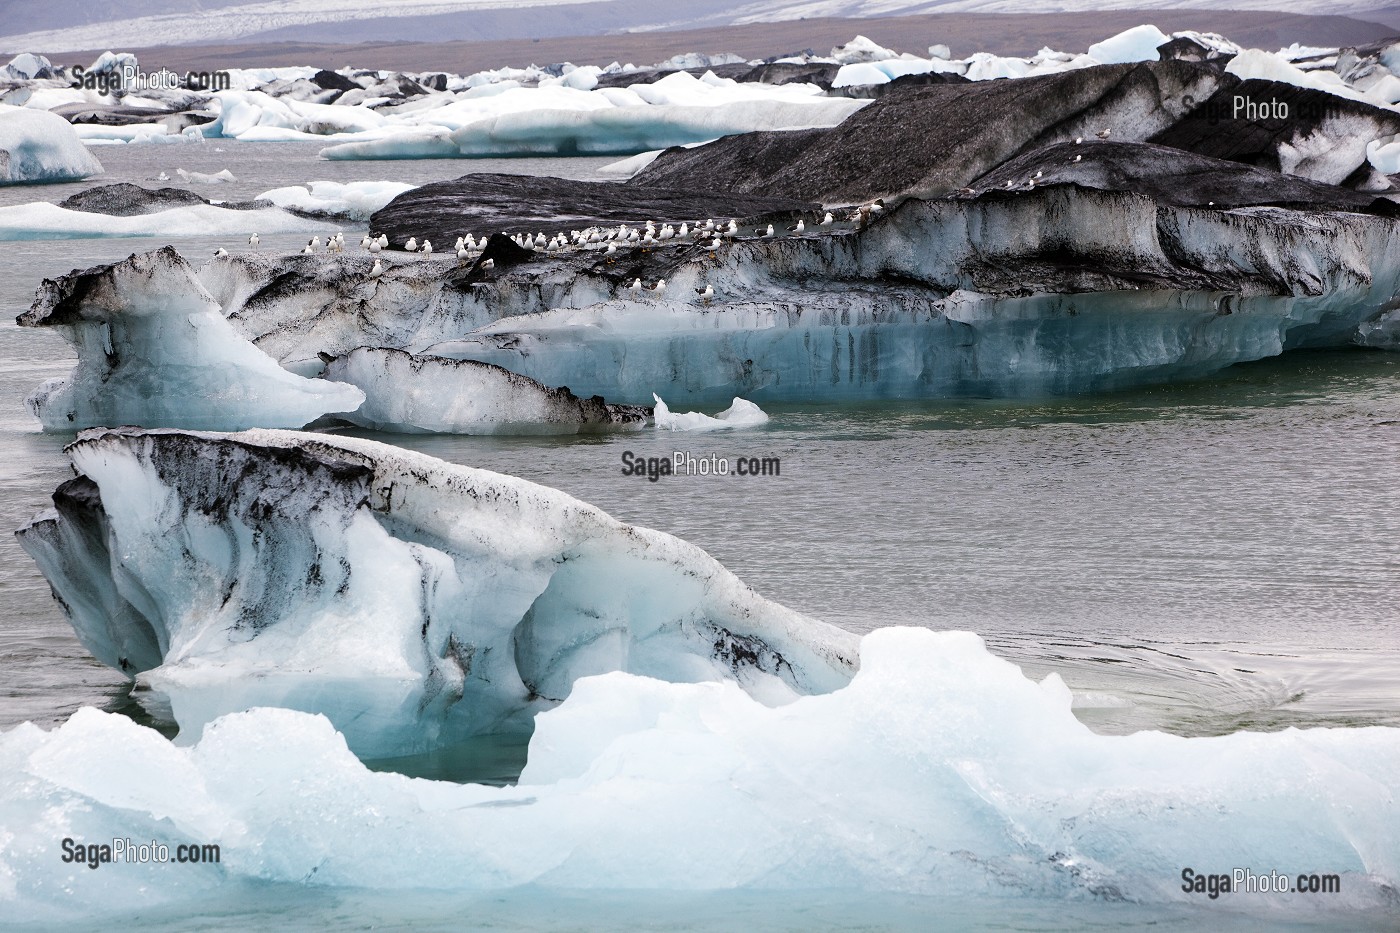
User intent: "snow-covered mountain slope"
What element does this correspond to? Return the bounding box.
[0,0,1391,54]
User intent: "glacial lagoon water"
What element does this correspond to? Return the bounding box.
[0,143,1398,930]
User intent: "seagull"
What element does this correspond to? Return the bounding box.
[377,234,388,248]
[705,236,721,249]
[457,244,469,261]
[787,218,805,233]
[369,237,382,254]
[369,259,384,277]
[302,243,314,254]
[628,278,643,294]
[1033,170,1043,179]
[652,278,667,295]
[214,247,228,257]
[1072,154,1082,163]
[420,239,432,257]
[762,223,774,237]
[1003,180,1014,189]
[360,234,372,249]
[1096,128,1111,139]
[678,222,689,238]
[956,187,975,196]
[405,236,418,252]
[605,242,617,254]
[696,283,714,298]
[1074,136,1083,144]
[309,235,321,250]
[157,170,170,181]
[869,198,884,213]
[248,233,260,248]
[481,258,495,270]
[726,219,738,235]
[820,211,834,225]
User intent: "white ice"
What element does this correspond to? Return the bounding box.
[15,428,857,758]
[0,627,1396,924]
[0,106,103,184]
[0,201,329,240]
[254,180,416,221]
[23,249,364,430]
[652,394,769,431]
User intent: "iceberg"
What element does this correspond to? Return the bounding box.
[17,247,364,431]
[16,428,858,757]
[323,347,650,434]
[0,200,329,240]
[254,180,417,221]
[652,394,769,432]
[0,106,103,184]
[1,628,1398,923]
[1086,25,1170,65]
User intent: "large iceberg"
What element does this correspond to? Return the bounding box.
[16,428,858,757]
[324,347,650,434]
[0,106,103,184]
[18,247,364,430]
[1,628,1398,923]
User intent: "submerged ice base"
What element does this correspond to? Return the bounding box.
[16,428,857,757]
[1,628,1397,925]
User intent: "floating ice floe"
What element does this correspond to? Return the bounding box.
[0,106,103,184]
[652,394,769,431]
[324,347,650,433]
[1,627,1397,923]
[15,428,858,757]
[19,247,363,429]
[0,200,328,240]
[254,179,416,221]
[175,167,236,184]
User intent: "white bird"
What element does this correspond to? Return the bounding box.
[369,238,382,254]
[1074,136,1084,144]
[405,236,418,252]
[659,225,674,241]
[1033,170,1043,179]
[454,236,464,250]
[157,171,170,181]
[310,235,321,249]
[481,258,495,270]
[605,242,617,254]
[652,278,667,295]
[869,199,884,213]
[726,219,738,235]
[214,247,228,257]
[420,239,432,256]
[369,259,383,277]
[1096,128,1111,139]
[360,234,372,249]
[457,245,469,261]
[820,211,834,225]
[628,278,643,294]
[248,233,260,248]
[678,222,689,238]
[1072,154,1082,163]
[696,283,714,298]
[302,244,314,254]
[706,237,721,249]
[762,223,774,237]
[787,218,805,233]
[377,234,388,248]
